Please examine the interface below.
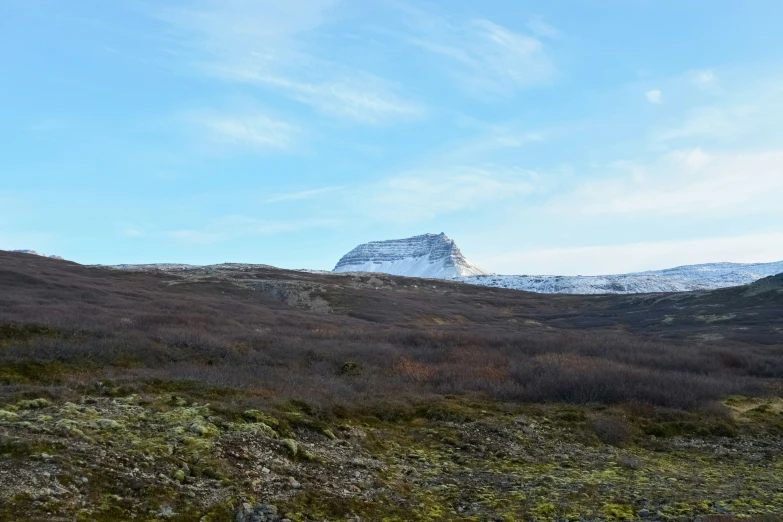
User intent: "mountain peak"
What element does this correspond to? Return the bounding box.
[333,233,487,279]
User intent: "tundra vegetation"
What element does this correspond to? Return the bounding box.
[1,251,782,521]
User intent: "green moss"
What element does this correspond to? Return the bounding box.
[0,409,21,422]
[16,398,50,410]
[186,420,219,437]
[530,502,557,520]
[242,409,280,428]
[282,438,298,458]
[228,421,277,438]
[55,419,88,438]
[95,418,124,430]
[600,503,635,520]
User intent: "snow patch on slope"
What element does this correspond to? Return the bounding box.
[457,260,783,294]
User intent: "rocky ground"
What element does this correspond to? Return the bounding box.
[2,389,783,522]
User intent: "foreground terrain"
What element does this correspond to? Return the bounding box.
[1,251,783,521]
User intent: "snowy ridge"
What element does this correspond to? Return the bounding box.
[457,260,783,295]
[8,249,64,260]
[333,233,487,278]
[108,263,197,271]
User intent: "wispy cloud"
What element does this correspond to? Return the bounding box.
[366,166,539,222]
[645,89,662,104]
[264,186,344,203]
[653,74,783,144]
[185,110,299,151]
[151,0,423,124]
[398,6,556,97]
[654,105,752,142]
[167,215,342,244]
[527,15,561,39]
[689,69,718,91]
[551,148,783,218]
[208,66,423,124]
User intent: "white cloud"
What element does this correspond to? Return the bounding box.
[400,7,555,97]
[653,75,783,144]
[645,89,662,103]
[478,231,783,276]
[123,228,144,238]
[527,15,560,39]
[152,0,423,124]
[264,186,343,203]
[209,67,423,124]
[552,148,783,217]
[367,166,538,222]
[186,110,298,151]
[654,105,752,142]
[689,69,718,90]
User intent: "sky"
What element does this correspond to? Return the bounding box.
[2,0,783,276]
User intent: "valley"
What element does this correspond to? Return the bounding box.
[1,251,783,521]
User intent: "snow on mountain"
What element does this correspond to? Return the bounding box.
[333,233,487,278]
[456,260,783,295]
[8,249,64,260]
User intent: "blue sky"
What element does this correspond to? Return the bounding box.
[2,0,783,275]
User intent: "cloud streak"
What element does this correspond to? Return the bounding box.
[366,166,539,222]
[645,89,662,104]
[167,215,342,244]
[152,0,423,124]
[264,186,344,203]
[185,110,299,151]
[398,6,556,97]
[552,148,783,218]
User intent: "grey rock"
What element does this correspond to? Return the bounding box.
[236,503,282,522]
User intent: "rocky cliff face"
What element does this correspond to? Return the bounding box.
[333,233,487,278]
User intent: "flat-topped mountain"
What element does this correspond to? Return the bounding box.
[332,232,487,278]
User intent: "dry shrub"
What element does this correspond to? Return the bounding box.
[0,251,780,411]
[591,415,634,446]
[616,454,643,470]
[392,358,435,383]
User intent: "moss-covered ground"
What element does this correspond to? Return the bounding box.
[2,386,783,521]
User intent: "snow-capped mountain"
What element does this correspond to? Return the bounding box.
[456,260,783,295]
[8,249,64,260]
[332,234,783,293]
[333,233,487,278]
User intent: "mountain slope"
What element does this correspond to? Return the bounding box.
[333,232,487,278]
[458,259,783,294]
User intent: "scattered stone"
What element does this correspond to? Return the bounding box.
[236,503,282,522]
